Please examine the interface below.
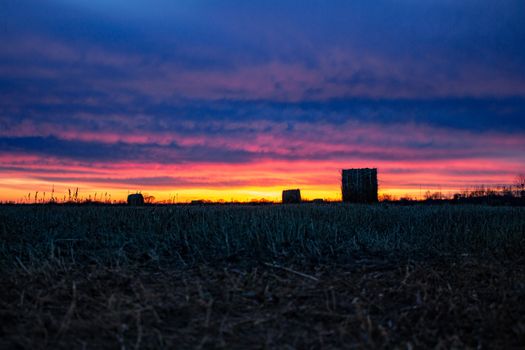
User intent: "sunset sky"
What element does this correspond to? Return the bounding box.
[1,1,525,202]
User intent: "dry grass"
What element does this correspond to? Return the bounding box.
[0,204,524,348]
[2,257,524,349]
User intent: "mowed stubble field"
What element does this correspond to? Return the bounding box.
[0,204,524,349]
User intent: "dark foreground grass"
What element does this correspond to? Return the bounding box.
[0,204,524,348]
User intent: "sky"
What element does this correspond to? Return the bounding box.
[1,0,525,202]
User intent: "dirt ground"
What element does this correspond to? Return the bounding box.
[1,256,524,349]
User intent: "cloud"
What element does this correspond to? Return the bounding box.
[1,115,523,165]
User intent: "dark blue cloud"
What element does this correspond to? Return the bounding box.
[0,136,263,164]
[3,96,525,134]
[0,132,517,165]
[3,1,525,74]
[1,0,524,172]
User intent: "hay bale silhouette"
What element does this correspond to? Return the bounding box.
[127,193,145,206]
[282,189,301,204]
[342,168,378,203]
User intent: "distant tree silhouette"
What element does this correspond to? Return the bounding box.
[424,191,445,201]
[144,195,156,204]
[516,174,525,197]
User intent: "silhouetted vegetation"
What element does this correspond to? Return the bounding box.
[7,176,525,206]
[2,204,524,268]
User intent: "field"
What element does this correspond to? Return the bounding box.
[0,204,524,349]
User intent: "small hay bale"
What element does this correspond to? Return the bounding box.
[127,193,145,206]
[282,189,301,204]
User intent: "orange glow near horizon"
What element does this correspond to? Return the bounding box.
[1,156,522,203]
[2,107,524,204]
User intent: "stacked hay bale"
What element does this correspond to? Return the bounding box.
[342,168,378,203]
[282,189,301,204]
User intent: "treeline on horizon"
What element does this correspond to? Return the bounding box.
[4,178,525,206]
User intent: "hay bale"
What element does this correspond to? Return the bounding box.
[282,189,301,204]
[312,198,324,204]
[342,168,378,203]
[127,193,145,206]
